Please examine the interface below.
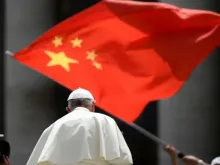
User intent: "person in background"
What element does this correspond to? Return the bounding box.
[26,88,133,165]
[0,138,10,165]
[164,145,211,165]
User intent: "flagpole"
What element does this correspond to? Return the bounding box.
[119,119,185,159]
[130,122,167,146]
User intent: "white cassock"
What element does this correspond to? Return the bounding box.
[26,107,133,165]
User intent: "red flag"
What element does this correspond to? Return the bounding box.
[13,0,220,122]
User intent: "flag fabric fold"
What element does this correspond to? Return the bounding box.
[13,0,220,122]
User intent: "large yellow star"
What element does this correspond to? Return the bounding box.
[71,37,83,48]
[92,61,102,70]
[45,51,78,71]
[86,51,97,61]
[52,36,63,47]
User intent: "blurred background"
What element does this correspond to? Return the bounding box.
[1,0,220,165]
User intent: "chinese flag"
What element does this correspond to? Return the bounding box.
[13,0,220,122]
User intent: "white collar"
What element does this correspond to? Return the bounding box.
[73,107,90,112]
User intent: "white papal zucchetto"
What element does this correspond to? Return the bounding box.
[67,87,95,101]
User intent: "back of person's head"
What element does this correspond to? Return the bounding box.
[211,157,220,165]
[68,98,94,111]
[67,88,95,112]
[0,138,10,164]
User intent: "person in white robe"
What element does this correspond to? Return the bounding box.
[211,157,220,165]
[26,88,133,165]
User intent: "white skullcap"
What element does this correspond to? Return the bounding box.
[211,157,220,165]
[67,88,95,101]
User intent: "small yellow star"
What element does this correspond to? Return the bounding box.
[71,37,83,48]
[52,36,63,47]
[45,50,78,71]
[92,61,102,70]
[86,51,97,61]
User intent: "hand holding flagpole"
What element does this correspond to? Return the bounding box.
[129,122,185,159]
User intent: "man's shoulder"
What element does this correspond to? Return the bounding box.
[93,112,112,118]
[92,112,116,123]
[52,111,116,127]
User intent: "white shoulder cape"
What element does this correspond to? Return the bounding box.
[26,108,133,165]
